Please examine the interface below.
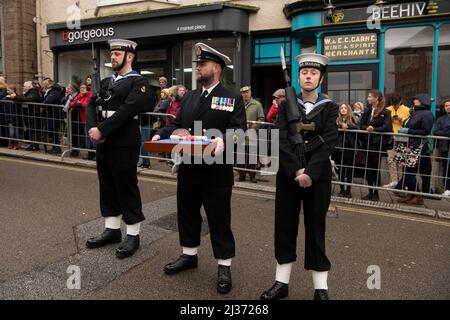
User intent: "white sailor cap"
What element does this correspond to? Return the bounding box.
[108,39,137,54]
[295,53,329,73]
[193,42,232,69]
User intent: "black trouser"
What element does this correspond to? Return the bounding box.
[365,150,382,195]
[404,150,432,193]
[177,183,235,259]
[274,173,331,271]
[96,145,144,225]
[237,143,257,178]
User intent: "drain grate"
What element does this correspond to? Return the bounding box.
[152,212,210,236]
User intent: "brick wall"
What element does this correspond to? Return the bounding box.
[0,0,37,91]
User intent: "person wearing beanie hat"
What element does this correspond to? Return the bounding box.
[152,42,246,295]
[85,39,155,259]
[260,53,339,301]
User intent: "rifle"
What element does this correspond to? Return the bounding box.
[280,47,308,169]
[91,43,101,96]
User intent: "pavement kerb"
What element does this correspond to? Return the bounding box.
[1,149,449,220]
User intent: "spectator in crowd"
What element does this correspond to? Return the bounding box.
[42,77,65,154]
[85,75,93,91]
[352,101,365,123]
[5,85,20,149]
[138,90,157,169]
[69,83,93,157]
[10,81,43,150]
[166,85,186,126]
[62,83,79,153]
[360,89,392,201]
[159,76,168,89]
[433,99,450,196]
[333,103,358,198]
[0,77,9,146]
[397,94,434,205]
[266,89,286,124]
[384,95,410,188]
[238,86,265,183]
[0,77,7,99]
[153,88,171,129]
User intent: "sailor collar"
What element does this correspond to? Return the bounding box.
[296,93,331,109]
[112,70,141,82]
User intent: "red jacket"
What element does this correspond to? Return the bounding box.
[166,98,182,125]
[266,104,279,124]
[70,91,92,124]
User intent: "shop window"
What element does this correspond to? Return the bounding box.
[327,70,372,105]
[100,49,114,80]
[254,36,291,64]
[437,24,450,109]
[58,50,92,86]
[183,38,235,91]
[385,26,433,106]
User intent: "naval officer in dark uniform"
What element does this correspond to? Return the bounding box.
[152,43,247,294]
[85,39,155,259]
[260,53,339,300]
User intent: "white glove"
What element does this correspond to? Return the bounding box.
[211,137,224,156]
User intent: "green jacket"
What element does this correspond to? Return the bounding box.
[245,98,265,130]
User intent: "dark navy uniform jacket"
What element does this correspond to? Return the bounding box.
[86,71,155,148]
[277,93,339,182]
[157,83,247,186]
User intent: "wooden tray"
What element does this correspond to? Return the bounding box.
[144,139,212,155]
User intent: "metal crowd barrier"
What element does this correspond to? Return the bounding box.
[0,100,66,152]
[2,101,449,200]
[332,128,450,199]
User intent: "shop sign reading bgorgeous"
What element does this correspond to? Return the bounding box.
[62,27,115,43]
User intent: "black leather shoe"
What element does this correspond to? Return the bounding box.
[217,265,232,294]
[164,254,198,275]
[260,281,289,300]
[86,228,122,249]
[313,289,330,300]
[238,175,246,182]
[372,193,380,202]
[116,235,140,259]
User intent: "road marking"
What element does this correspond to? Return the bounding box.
[2,156,449,227]
[335,205,450,228]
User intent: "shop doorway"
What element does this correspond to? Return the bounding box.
[252,65,286,115]
[323,64,378,106]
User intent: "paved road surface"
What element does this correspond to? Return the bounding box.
[0,157,449,300]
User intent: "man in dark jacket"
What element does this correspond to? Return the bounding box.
[260,53,338,300]
[152,43,247,294]
[398,94,434,204]
[42,78,65,154]
[11,81,43,150]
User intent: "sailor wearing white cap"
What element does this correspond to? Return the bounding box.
[152,42,246,294]
[260,53,339,300]
[85,39,155,259]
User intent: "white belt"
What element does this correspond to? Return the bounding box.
[101,110,138,119]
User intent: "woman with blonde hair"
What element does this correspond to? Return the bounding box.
[333,103,358,198]
[352,101,365,123]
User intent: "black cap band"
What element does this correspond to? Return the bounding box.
[299,61,326,73]
[110,45,136,54]
[194,52,225,69]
